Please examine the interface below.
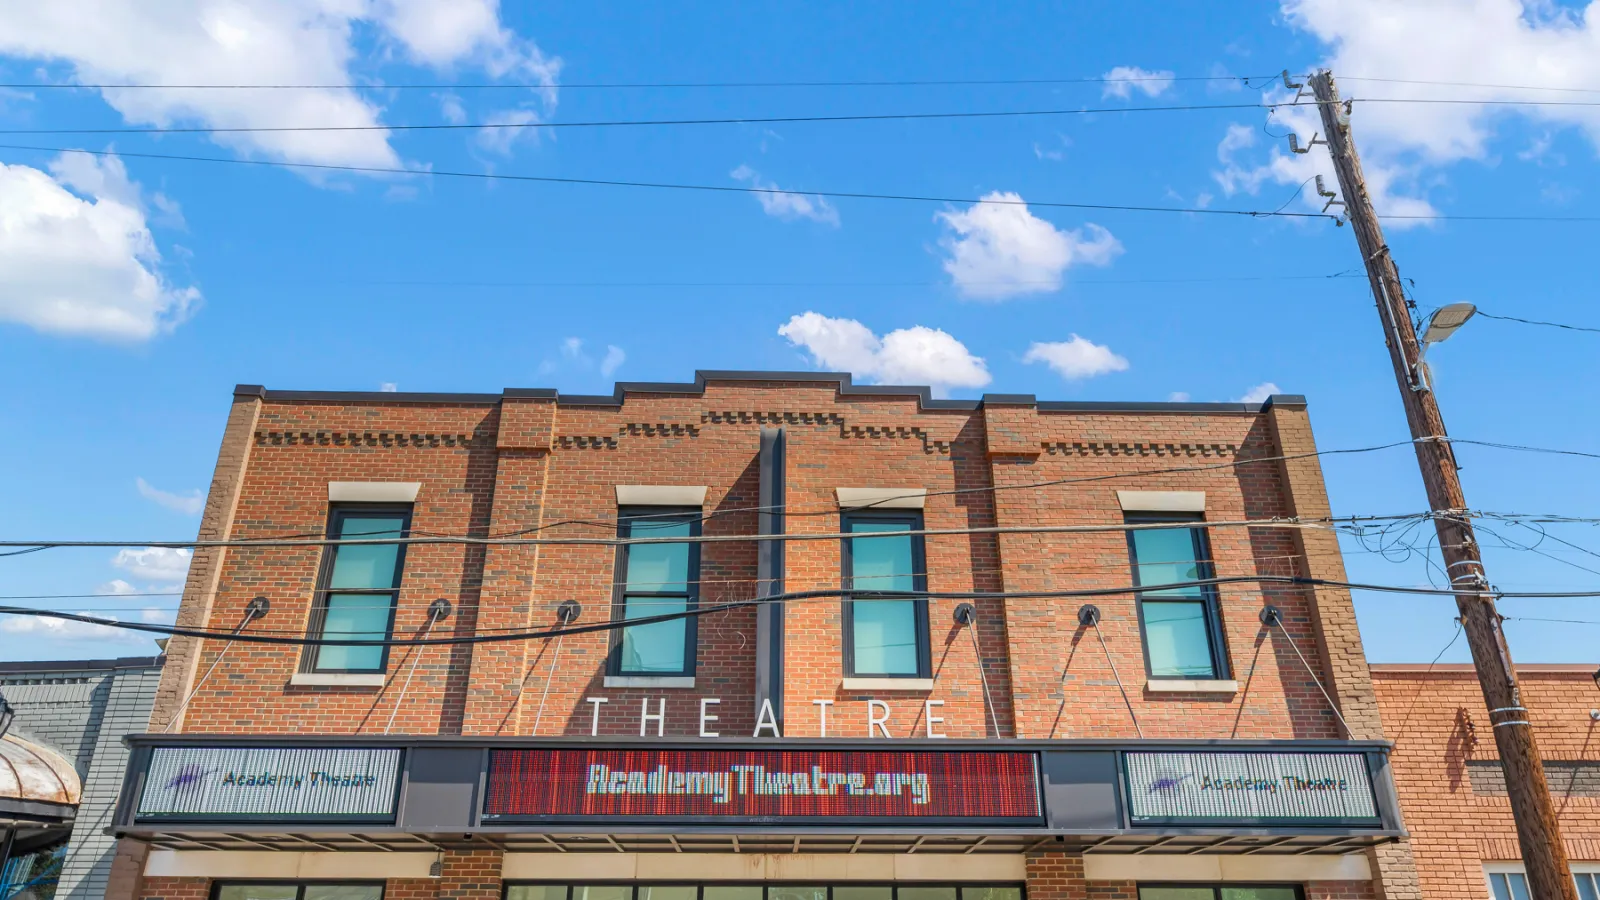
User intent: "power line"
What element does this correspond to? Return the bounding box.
[247,272,1365,290]
[0,144,1333,221]
[18,95,1600,139]
[0,101,1296,136]
[1476,311,1600,335]
[5,575,1600,650]
[1341,76,1600,95]
[3,143,1587,224]
[0,74,1266,91]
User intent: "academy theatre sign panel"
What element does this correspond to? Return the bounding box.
[116,737,1403,839]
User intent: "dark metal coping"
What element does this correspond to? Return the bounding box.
[236,372,1306,414]
[0,656,164,674]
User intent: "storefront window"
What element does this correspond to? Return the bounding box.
[1138,888,1299,900]
[217,885,382,900]
[508,885,1020,900]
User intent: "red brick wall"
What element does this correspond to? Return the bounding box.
[139,877,211,900]
[158,378,1368,746]
[1373,665,1600,899]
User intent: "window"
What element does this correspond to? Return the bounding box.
[215,884,383,900]
[842,512,930,678]
[610,509,701,676]
[303,506,411,674]
[1138,888,1299,900]
[1485,866,1600,900]
[1127,515,1228,680]
[506,885,1020,900]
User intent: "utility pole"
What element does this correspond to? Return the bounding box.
[1308,70,1576,900]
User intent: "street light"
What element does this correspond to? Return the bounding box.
[1422,302,1478,345]
[1414,302,1477,392]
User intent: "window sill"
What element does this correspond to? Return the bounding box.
[603,675,696,689]
[1144,678,1239,694]
[841,677,935,692]
[289,672,387,688]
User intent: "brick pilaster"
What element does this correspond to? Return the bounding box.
[148,387,262,732]
[439,849,503,900]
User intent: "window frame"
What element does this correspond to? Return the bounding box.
[1136,885,1303,900]
[210,881,387,900]
[503,883,1025,900]
[840,509,931,679]
[607,506,702,678]
[1125,513,1231,681]
[1483,862,1600,900]
[300,504,412,675]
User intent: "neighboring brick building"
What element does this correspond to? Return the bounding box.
[1373,664,1600,899]
[0,656,164,900]
[108,373,1416,900]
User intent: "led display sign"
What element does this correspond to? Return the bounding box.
[135,746,402,822]
[483,749,1042,823]
[1124,750,1382,826]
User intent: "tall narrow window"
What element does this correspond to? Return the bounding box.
[1127,515,1228,680]
[611,509,700,676]
[843,512,929,678]
[303,506,410,674]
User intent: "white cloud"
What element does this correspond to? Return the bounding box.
[136,477,204,515]
[600,345,625,378]
[561,337,583,359]
[1168,391,1192,402]
[936,192,1122,300]
[1102,66,1176,99]
[729,165,840,226]
[1238,382,1282,404]
[142,606,176,623]
[0,153,199,341]
[0,0,560,169]
[777,312,990,398]
[1285,0,1600,162]
[113,547,192,583]
[380,382,398,392]
[1022,335,1130,380]
[98,579,138,595]
[475,107,544,155]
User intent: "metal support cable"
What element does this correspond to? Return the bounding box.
[532,600,582,737]
[531,633,567,737]
[384,600,449,735]
[1080,605,1142,739]
[955,604,1003,738]
[1262,606,1352,738]
[162,597,268,733]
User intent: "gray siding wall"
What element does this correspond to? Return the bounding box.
[0,659,162,900]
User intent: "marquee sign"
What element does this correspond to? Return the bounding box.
[483,749,1042,823]
[1124,750,1381,826]
[135,746,402,822]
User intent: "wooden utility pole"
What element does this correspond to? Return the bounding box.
[1308,70,1575,900]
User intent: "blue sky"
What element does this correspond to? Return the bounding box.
[0,0,1597,666]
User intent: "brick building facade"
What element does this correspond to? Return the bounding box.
[107,373,1416,900]
[1372,664,1600,899]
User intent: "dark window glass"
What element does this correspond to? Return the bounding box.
[305,507,410,673]
[1138,887,1300,900]
[843,513,928,677]
[612,510,700,676]
[1128,518,1226,680]
[218,885,383,900]
[507,888,568,900]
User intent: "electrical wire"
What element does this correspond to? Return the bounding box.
[0,101,1309,136]
[247,272,1365,290]
[8,575,1600,650]
[0,74,1269,91]
[0,144,1333,220]
[1388,617,1464,749]
[1475,311,1600,335]
[1340,76,1600,95]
